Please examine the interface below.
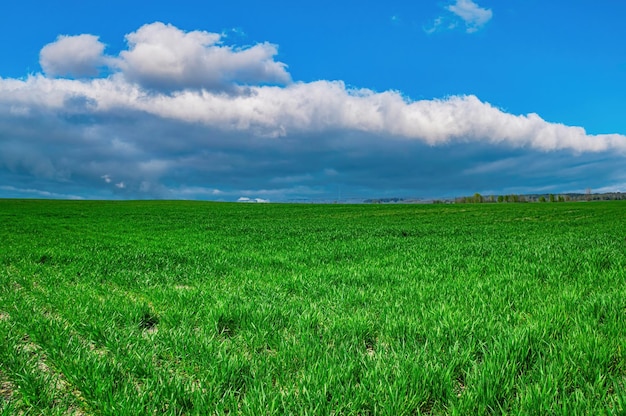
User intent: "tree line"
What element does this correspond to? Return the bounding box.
[454,192,625,204]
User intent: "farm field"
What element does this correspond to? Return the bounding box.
[1,199,625,415]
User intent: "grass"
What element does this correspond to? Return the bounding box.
[1,199,625,414]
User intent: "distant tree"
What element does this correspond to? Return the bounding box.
[549,194,556,203]
[497,195,504,203]
[474,193,483,203]
[539,196,546,203]
[558,195,565,202]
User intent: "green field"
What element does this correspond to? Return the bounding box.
[1,199,625,415]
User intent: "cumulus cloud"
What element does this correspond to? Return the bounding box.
[427,0,492,34]
[116,22,291,91]
[0,22,624,200]
[40,34,107,77]
[8,75,618,153]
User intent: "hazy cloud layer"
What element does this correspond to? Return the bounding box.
[1,22,625,201]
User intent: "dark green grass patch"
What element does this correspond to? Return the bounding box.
[1,199,626,414]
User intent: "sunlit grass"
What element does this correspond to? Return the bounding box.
[1,199,625,414]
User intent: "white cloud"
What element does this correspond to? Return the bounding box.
[116,22,291,91]
[40,34,106,77]
[237,197,270,203]
[91,79,626,153]
[447,0,493,33]
[1,74,624,155]
[0,185,84,200]
[427,0,492,34]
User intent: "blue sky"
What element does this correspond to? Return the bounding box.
[1,1,625,201]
